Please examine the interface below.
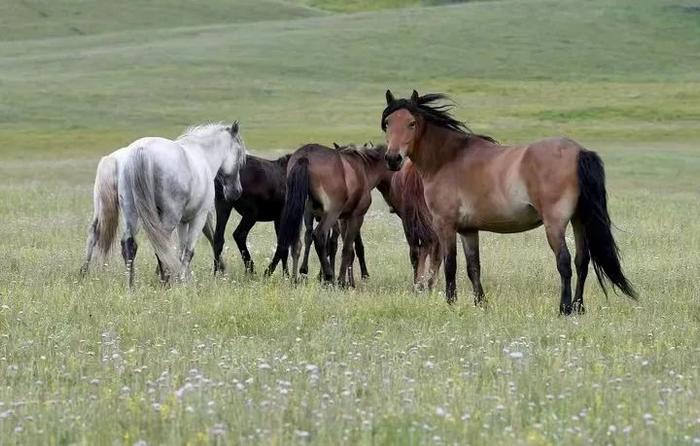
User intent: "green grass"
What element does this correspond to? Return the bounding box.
[1,0,699,444]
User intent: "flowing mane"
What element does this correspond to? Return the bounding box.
[382,93,472,135]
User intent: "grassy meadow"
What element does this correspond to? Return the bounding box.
[0,0,699,444]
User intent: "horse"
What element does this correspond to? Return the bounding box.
[210,153,297,275]
[375,157,441,291]
[382,90,636,314]
[115,122,246,287]
[80,146,219,279]
[298,143,372,281]
[265,143,389,287]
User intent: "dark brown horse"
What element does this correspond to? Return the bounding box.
[265,143,389,286]
[382,90,636,314]
[375,157,442,290]
[211,153,295,275]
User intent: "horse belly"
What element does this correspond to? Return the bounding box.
[459,201,542,233]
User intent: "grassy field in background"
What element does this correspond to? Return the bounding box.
[0,0,699,444]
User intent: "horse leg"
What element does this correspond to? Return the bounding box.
[571,217,589,314]
[354,230,369,280]
[328,222,340,280]
[337,216,363,288]
[273,218,290,277]
[436,223,458,304]
[80,219,99,276]
[460,231,485,306]
[426,241,442,291]
[313,211,340,284]
[291,229,302,282]
[544,218,573,315]
[120,230,138,289]
[179,213,208,282]
[299,206,314,277]
[412,246,426,292]
[212,202,232,274]
[235,215,256,274]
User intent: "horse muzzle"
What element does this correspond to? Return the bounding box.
[385,152,404,171]
[223,183,243,201]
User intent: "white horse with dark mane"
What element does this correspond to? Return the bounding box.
[81,122,246,287]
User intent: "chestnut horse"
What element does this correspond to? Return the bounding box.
[375,156,442,290]
[382,90,636,314]
[265,143,388,286]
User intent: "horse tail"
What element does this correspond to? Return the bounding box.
[576,150,636,299]
[277,158,310,249]
[402,163,438,248]
[126,147,180,276]
[91,155,121,259]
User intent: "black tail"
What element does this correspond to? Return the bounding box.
[277,158,310,249]
[576,150,637,299]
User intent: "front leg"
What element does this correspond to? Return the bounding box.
[436,223,458,304]
[212,201,233,274]
[235,216,257,274]
[460,231,485,306]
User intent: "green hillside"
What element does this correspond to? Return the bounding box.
[0,0,323,41]
[1,0,698,158]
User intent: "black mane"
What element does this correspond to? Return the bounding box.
[382,93,472,135]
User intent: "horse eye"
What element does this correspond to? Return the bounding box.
[408,121,416,129]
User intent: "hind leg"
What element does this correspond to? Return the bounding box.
[337,216,363,288]
[313,211,341,284]
[291,229,302,281]
[327,222,340,280]
[572,218,589,314]
[544,218,573,315]
[80,219,99,276]
[354,231,369,280]
[179,213,208,281]
[120,230,138,289]
[460,231,485,306]
[299,208,314,277]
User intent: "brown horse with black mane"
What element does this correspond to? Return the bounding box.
[265,143,389,286]
[382,90,636,314]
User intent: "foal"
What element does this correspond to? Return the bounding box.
[265,143,389,286]
[211,153,297,275]
[382,90,636,313]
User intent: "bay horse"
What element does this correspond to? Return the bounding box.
[298,142,372,281]
[382,90,636,314]
[210,153,297,275]
[265,143,389,286]
[375,156,442,291]
[118,122,246,287]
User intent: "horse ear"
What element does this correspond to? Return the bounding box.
[411,90,419,103]
[333,142,341,150]
[385,89,395,105]
[367,141,374,149]
[230,121,239,136]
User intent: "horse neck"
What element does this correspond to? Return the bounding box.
[375,169,395,206]
[361,156,391,191]
[183,138,229,179]
[410,123,469,177]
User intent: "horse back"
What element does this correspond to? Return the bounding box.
[229,154,287,221]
